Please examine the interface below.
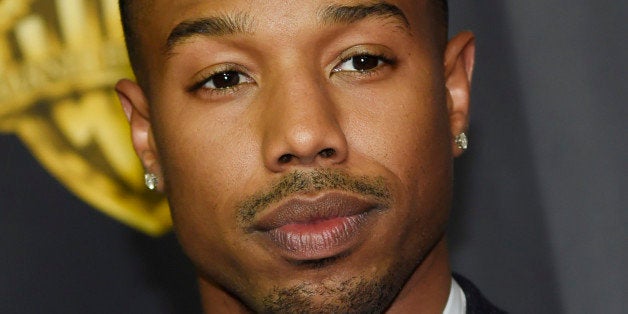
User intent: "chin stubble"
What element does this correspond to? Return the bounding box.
[259,261,410,314]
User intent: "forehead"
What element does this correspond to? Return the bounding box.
[136,0,429,44]
[144,0,424,19]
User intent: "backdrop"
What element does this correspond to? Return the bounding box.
[1,1,626,313]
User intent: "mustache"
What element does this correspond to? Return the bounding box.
[237,168,392,225]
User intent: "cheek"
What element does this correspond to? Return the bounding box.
[340,65,453,240]
[159,118,256,196]
[342,72,451,188]
[154,90,261,187]
[151,99,262,255]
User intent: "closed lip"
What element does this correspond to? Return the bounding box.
[252,192,382,260]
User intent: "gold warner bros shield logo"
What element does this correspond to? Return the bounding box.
[0,0,171,235]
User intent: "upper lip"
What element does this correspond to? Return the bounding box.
[252,192,380,231]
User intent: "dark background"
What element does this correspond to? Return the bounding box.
[1,1,626,313]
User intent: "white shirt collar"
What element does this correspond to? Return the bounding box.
[442,277,467,314]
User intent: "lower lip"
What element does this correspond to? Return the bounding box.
[266,213,369,260]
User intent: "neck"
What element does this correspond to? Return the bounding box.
[198,278,251,314]
[385,236,452,313]
[197,237,451,314]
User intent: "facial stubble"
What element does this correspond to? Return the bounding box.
[260,264,410,313]
[232,169,426,313]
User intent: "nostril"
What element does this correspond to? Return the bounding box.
[319,148,336,158]
[278,154,293,164]
[276,149,336,166]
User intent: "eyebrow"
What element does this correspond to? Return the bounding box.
[165,12,253,54]
[164,1,410,55]
[318,2,410,30]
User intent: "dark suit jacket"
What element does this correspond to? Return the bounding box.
[453,273,507,314]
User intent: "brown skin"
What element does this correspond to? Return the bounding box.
[116,0,475,312]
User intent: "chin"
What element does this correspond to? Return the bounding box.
[252,262,406,313]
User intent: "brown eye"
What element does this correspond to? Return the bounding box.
[333,53,391,74]
[189,65,255,96]
[352,55,380,72]
[207,71,242,89]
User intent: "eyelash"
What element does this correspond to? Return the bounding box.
[188,67,253,96]
[188,52,396,96]
[332,53,396,76]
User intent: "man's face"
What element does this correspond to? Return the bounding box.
[120,0,473,312]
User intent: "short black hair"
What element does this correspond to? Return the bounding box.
[119,0,142,80]
[119,0,448,82]
[439,0,449,27]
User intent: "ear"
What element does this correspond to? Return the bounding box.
[115,79,165,192]
[444,31,476,157]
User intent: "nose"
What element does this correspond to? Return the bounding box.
[261,72,348,172]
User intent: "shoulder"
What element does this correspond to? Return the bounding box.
[452,273,508,314]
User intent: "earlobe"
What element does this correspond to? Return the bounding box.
[443,31,476,157]
[115,79,165,191]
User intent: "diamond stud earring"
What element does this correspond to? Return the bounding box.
[144,173,158,191]
[455,133,468,150]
